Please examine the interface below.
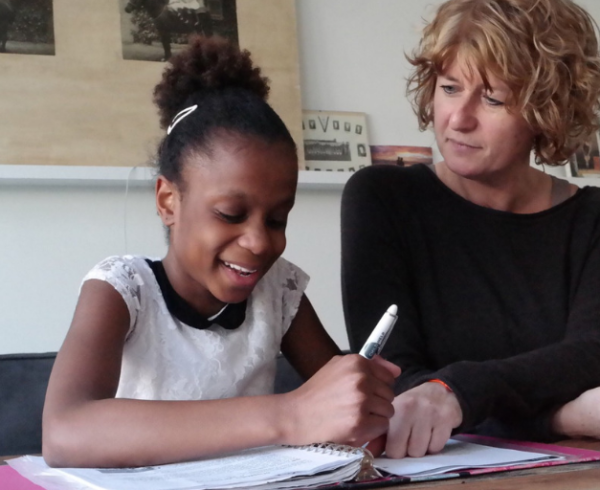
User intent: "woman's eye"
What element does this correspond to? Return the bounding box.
[484,94,504,106]
[441,84,457,94]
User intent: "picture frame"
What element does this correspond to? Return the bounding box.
[0,0,55,56]
[0,0,303,169]
[568,130,600,177]
[370,145,433,167]
[302,111,371,172]
[119,0,238,62]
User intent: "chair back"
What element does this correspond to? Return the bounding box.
[0,353,56,456]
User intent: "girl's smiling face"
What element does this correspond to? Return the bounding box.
[156,132,298,317]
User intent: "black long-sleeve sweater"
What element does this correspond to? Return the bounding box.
[341,164,600,441]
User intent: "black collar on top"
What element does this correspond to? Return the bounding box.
[145,259,247,330]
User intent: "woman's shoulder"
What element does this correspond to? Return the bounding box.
[579,185,600,202]
[345,164,434,196]
[569,185,600,223]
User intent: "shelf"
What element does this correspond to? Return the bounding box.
[5,163,596,191]
[566,176,600,188]
[0,165,351,191]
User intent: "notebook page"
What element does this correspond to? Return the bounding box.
[374,438,562,477]
[9,446,363,490]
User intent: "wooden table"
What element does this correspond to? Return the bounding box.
[2,441,600,489]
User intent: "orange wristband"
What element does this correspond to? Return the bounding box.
[428,379,453,393]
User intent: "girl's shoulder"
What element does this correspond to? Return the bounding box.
[83,255,156,285]
[258,256,310,296]
[81,255,161,316]
[250,257,309,336]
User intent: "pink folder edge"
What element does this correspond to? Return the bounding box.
[447,434,600,477]
[0,464,45,490]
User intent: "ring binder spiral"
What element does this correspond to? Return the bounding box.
[288,442,383,481]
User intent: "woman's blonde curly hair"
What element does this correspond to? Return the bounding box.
[407,0,600,165]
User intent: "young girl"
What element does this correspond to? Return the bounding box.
[42,36,399,468]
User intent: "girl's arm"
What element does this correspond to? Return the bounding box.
[43,283,398,468]
[280,294,342,378]
[280,294,401,447]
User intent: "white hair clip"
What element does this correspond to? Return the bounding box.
[167,105,198,135]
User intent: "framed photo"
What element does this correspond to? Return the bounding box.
[302,111,371,172]
[568,130,600,177]
[0,0,303,169]
[370,145,433,167]
[120,0,238,62]
[0,0,55,56]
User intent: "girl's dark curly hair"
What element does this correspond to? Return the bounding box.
[153,35,296,188]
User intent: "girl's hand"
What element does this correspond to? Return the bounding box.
[282,354,400,447]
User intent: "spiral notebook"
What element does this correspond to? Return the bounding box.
[7,436,600,490]
[7,443,369,490]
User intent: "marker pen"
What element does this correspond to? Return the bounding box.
[358,304,398,359]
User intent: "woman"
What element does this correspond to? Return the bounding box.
[342,0,600,459]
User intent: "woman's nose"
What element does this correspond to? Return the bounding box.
[449,97,478,132]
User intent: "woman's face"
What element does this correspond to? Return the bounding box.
[433,59,535,180]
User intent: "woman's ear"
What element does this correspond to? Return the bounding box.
[156,176,179,227]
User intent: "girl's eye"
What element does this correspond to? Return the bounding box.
[267,218,288,230]
[441,84,457,94]
[484,94,504,106]
[217,211,245,224]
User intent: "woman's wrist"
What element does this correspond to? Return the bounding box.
[428,378,453,393]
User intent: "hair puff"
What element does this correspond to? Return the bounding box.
[153,35,270,130]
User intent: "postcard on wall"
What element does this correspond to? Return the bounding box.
[370,145,433,167]
[568,129,600,177]
[302,111,371,172]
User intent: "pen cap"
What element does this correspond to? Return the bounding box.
[359,305,398,359]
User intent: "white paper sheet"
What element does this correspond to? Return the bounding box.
[374,438,562,477]
[9,446,363,490]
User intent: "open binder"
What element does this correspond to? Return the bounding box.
[6,436,600,490]
[7,443,371,490]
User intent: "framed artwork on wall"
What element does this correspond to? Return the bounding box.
[119,0,238,62]
[370,145,433,167]
[568,129,600,177]
[302,111,371,171]
[0,0,55,56]
[0,0,303,169]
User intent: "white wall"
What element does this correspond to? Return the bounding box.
[2,0,599,354]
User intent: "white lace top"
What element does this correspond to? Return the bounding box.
[82,255,309,401]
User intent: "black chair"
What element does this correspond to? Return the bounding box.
[0,352,303,457]
[0,352,56,456]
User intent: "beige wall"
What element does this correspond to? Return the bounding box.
[1,0,599,353]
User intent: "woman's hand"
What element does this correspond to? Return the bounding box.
[552,387,600,439]
[282,354,400,447]
[376,382,463,458]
